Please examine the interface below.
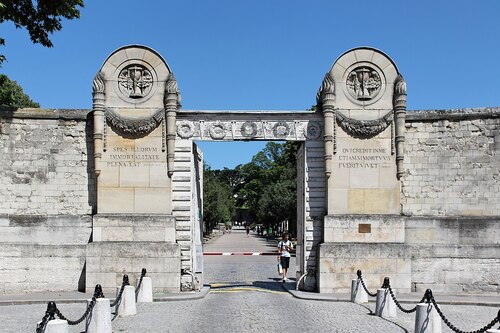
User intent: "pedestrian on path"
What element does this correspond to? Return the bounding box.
[278,232,293,282]
[246,224,250,237]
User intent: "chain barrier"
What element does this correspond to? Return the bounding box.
[426,289,500,333]
[35,301,57,333]
[55,284,104,326]
[110,274,129,308]
[135,268,147,299]
[356,270,377,297]
[111,274,130,321]
[384,277,426,314]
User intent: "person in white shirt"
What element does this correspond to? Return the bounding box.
[278,233,293,282]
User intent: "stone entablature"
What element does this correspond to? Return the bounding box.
[175,111,323,141]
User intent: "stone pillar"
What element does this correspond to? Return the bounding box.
[86,298,112,333]
[87,45,181,293]
[92,71,105,176]
[39,319,69,333]
[318,72,336,214]
[394,74,407,179]
[414,303,441,333]
[375,288,397,318]
[350,279,368,304]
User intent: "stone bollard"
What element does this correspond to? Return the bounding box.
[118,285,137,317]
[350,279,368,304]
[86,298,112,333]
[414,302,442,333]
[38,319,69,333]
[375,288,397,318]
[137,277,153,303]
[487,330,500,333]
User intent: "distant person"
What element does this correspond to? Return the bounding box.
[278,233,293,282]
[246,225,250,237]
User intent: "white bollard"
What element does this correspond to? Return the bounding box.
[86,298,112,333]
[487,330,500,333]
[414,302,442,333]
[37,319,69,333]
[375,288,397,318]
[118,285,137,317]
[351,279,368,303]
[137,276,153,303]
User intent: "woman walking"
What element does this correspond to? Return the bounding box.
[278,233,293,282]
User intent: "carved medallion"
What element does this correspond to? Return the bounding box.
[177,121,195,139]
[273,121,290,137]
[118,65,153,99]
[209,122,226,140]
[241,121,258,137]
[304,122,322,140]
[346,67,382,101]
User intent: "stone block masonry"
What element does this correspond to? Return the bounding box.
[402,108,500,216]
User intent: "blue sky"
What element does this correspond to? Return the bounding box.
[2,0,500,169]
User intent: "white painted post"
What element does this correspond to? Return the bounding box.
[375,288,397,318]
[351,279,368,303]
[137,277,153,303]
[414,302,442,333]
[118,285,137,317]
[86,298,112,333]
[38,319,69,333]
[486,330,500,333]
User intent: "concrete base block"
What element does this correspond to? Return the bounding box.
[38,319,69,333]
[137,277,153,303]
[375,288,397,318]
[351,279,368,303]
[117,285,136,317]
[86,298,112,333]
[414,303,441,333]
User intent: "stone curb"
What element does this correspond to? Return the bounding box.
[0,286,211,306]
[284,286,500,307]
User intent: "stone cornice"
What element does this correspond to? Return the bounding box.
[2,107,499,122]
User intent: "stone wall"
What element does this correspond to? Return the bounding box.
[402,108,500,216]
[0,109,93,293]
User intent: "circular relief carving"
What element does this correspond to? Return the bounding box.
[177,121,195,139]
[304,122,322,140]
[209,122,226,140]
[273,121,290,137]
[346,66,382,101]
[118,64,154,99]
[241,121,258,137]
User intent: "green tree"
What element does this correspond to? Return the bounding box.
[203,164,236,234]
[0,74,39,107]
[0,0,84,64]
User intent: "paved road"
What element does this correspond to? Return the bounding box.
[2,228,499,332]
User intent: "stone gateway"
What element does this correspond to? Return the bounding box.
[0,45,498,294]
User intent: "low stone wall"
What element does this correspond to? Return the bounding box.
[0,243,86,293]
[319,216,500,293]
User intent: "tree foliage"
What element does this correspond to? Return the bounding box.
[0,74,39,107]
[203,165,236,233]
[0,0,84,64]
[203,142,299,235]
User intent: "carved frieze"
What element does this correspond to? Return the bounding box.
[118,65,153,99]
[105,108,164,137]
[346,67,382,101]
[177,120,195,139]
[273,121,290,137]
[209,121,227,139]
[305,121,322,140]
[335,111,393,139]
[241,121,258,138]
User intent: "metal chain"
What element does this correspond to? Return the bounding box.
[387,284,425,314]
[429,292,500,333]
[35,313,50,333]
[135,268,147,298]
[110,275,129,308]
[55,298,96,325]
[356,270,377,297]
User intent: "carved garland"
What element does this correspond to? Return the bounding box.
[335,111,393,139]
[105,108,165,137]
